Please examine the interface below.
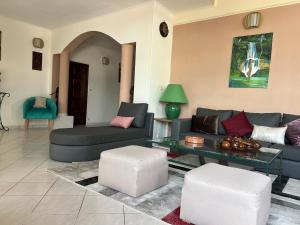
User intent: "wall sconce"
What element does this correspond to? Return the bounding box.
[243,12,262,29]
[32,38,44,49]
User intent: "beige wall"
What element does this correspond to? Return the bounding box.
[51,1,173,116]
[171,4,300,118]
[0,15,51,127]
[70,35,121,125]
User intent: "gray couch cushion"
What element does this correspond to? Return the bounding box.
[196,107,232,135]
[272,144,300,162]
[234,111,281,127]
[117,102,148,128]
[282,113,300,125]
[50,126,148,146]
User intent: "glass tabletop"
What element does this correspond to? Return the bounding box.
[149,137,282,167]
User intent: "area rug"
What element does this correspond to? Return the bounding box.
[162,207,191,225]
[48,154,300,225]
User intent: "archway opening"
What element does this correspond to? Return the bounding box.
[51,31,136,127]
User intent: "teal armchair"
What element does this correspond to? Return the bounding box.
[23,97,57,129]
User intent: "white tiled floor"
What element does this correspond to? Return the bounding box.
[0,128,167,225]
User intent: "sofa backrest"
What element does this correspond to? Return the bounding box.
[196,107,232,135]
[233,111,282,127]
[196,107,286,135]
[282,113,300,125]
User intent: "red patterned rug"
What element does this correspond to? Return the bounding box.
[162,207,193,225]
[167,152,179,158]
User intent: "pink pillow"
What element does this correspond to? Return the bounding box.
[110,116,134,128]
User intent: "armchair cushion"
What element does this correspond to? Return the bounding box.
[33,97,47,108]
[26,108,53,119]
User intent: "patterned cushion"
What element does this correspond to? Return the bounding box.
[33,96,46,108]
[286,119,300,146]
[196,107,232,135]
[191,115,219,135]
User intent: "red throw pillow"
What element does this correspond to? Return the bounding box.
[110,116,134,128]
[221,111,253,137]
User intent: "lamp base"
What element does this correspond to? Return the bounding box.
[165,103,181,120]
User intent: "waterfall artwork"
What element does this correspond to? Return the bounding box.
[229,33,273,88]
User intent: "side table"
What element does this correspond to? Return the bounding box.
[0,92,10,131]
[154,118,173,138]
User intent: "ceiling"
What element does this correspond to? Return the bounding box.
[0,0,212,29]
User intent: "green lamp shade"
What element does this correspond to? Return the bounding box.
[160,84,188,120]
[159,84,188,104]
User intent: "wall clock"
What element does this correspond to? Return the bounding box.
[159,22,169,38]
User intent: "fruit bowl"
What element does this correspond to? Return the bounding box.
[220,136,261,152]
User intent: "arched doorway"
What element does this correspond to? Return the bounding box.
[51,31,136,127]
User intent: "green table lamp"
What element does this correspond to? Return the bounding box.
[159,84,188,120]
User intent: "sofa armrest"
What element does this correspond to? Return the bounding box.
[46,98,57,119]
[171,118,192,140]
[23,97,35,119]
[144,113,154,138]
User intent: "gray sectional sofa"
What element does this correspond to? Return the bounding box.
[50,113,154,162]
[171,107,300,180]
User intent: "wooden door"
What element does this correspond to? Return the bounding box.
[68,61,89,125]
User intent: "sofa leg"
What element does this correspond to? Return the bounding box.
[48,120,54,129]
[24,119,29,129]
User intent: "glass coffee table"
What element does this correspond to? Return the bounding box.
[149,137,283,181]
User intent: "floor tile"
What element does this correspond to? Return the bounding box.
[125,213,168,225]
[0,212,30,225]
[0,195,43,214]
[35,160,71,172]
[0,182,16,195]
[22,170,57,183]
[33,195,84,214]
[46,178,86,196]
[75,213,124,225]
[124,205,141,214]
[23,213,77,225]
[5,182,53,196]
[0,170,30,182]
[80,195,124,214]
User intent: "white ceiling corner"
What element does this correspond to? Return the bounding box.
[0,0,212,29]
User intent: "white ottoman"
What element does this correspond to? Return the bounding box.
[180,163,271,225]
[98,145,168,197]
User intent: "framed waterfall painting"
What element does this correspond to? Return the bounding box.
[229,33,273,88]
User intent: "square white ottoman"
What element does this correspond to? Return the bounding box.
[180,163,272,225]
[98,145,168,197]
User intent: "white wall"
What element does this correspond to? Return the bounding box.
[70,35,121,125]
[51,1,173,115]
[0,15,51,127]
